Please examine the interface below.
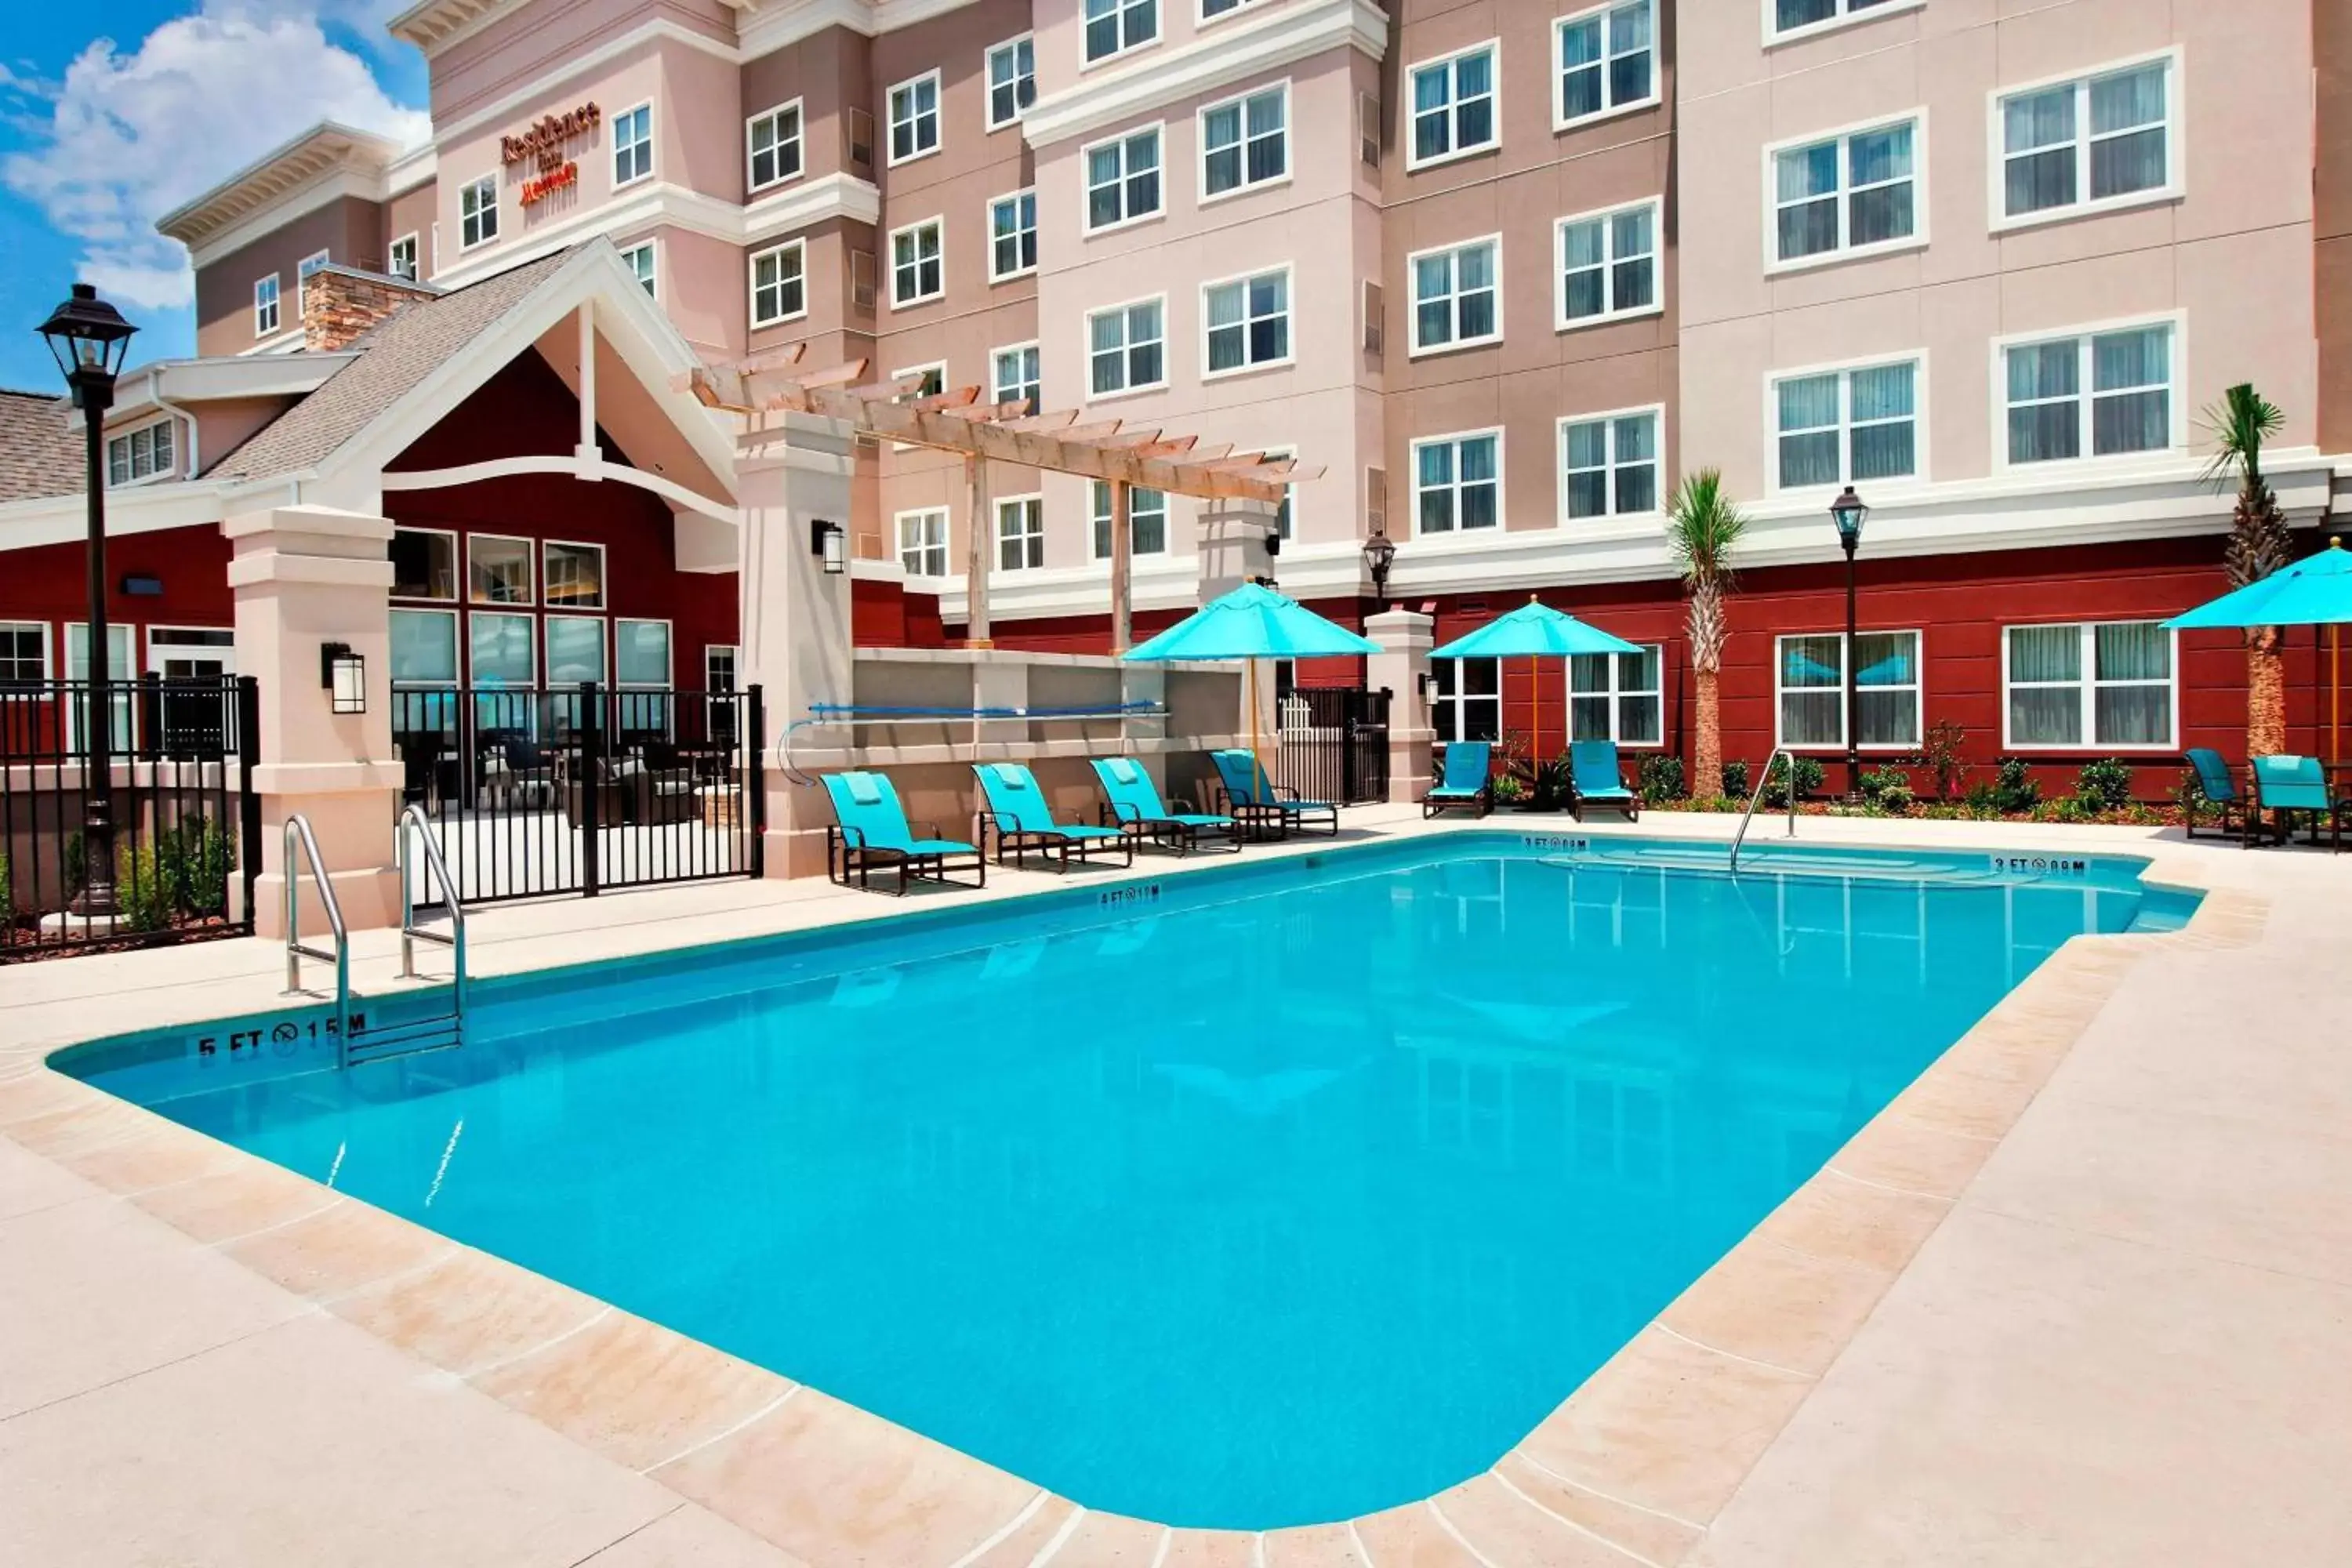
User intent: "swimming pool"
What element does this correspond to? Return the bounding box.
[59,833,2194,1528]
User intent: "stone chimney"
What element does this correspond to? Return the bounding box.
[302,264,437,353]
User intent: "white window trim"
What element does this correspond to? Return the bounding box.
[887,361,947,452]
[1405,233,1505,358]
[1552,0,1663,134]
[988,188,1038,283]
[1998,620,2180,753]
[1084,293,1171,402]
[1760,109,1931,276]
[466,609,536,685]
[747,238,809,328]
[1200,262,1295,383]
[390,607,460,687]
[1404,39,1502,172]
[1197,80,1292,206]
[1987,310,2187,475]
[1080,121,1167,237]
[1555,403,1666,525]
[466,532,536,607]
[1772,629,1927,753]
[985,34,1034,132]
[543,614,608,686]
[1090,482,1171,559]
[1080,0,1161,71]
[611,99,655,191]
[617,238,658,300]
[991,339,1042,408]
[387,232,419,281]
[1762,0,1926,49]
[106,416,181,489]
[612,616,674,689]
[894,506,953,579]
[0,621,53,683]
[1985,47,2186,235]
[1567,640,1667,749]
[391,525,460,602]
[886,68,943,168]
[746,98,806,194]
[144,625,237,666]
[1552,196,1665,332]
[459,175,499,251]
[1197,0,1263,24]
[541,538,609,612]
[704,644,739,688]
[1409,427,1506,535]
[887,216,946,309]
[252,274,281,337]
[993,492,1046,572]
[1762,349,1932,497]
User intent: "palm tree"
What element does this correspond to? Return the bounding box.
[2204,383,2295,757]
[1665,470,1747,798]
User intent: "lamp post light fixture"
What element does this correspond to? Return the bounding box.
[38,283,138,920]
[1829,485,1868,802]
[1361,528,1397,612]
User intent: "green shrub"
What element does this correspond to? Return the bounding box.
[1721,760,1751,800]
[2073,757,2134,815]
[1962,780,2001,817]
[1492,771,1527,804]
[1877,782,1915,815]
[1858,764,1911,804]
[1917,718,1968,800]
[155,819,233,917]
[1994,756,2040,815]
[114,843,172,934]
[1638,753,1685,804]
[1760,754,1827,809]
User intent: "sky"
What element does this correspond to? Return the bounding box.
[0,0,430,392]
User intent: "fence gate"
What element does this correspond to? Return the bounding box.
[1273,685,1391,805]
[2,674,260,960]
[391,681,763,905]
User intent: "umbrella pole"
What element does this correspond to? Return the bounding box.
[1249,655,1263,806]
[2333,624,2340,769]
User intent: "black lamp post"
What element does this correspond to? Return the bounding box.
[38,283,138,918]
[1829,485,1868,802]
[1362,528,1397,612]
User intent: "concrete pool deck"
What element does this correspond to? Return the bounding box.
[3,809,2348,1566]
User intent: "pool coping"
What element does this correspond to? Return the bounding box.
[0,815,2274,1566]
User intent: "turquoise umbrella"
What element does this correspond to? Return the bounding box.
[1430,597,1643,761]
[2165,539,2352,763]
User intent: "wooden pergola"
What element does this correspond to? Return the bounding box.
[683,347,1320,648]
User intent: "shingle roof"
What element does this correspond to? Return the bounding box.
[0,390,85,504]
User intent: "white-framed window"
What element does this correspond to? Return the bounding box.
[1408,42,1498,169]
[887,71,941,165]
[1559,407,1660,520]
[1555,198,1660,328]
[387,234,418,281]
[2000,318,2177,466]
[615,619,671,690]
[0,622,49,686]
[1432,658,1501,742]
[253,274,281,336]
[390,527,458,601]
[1084,0,1158,64]
[467,534,535,605]
[1997,53,2179,227]
[890,218,944,307]
[1769,0,1916,43]
[1084,125,1163,232]
[996,495,1045,571]
[469,610,535,687]
[1555,0,1656,128]
[1091,482,1168,558]
[543,540,606,609]
[1201,82,1287,200]
[987,35,1036,129]
[1570,643,1664,746]
[1087,297,1166,397]
[992,342,1041,412]
[145,626,234,682]
[705,644,738,692]
[1203,266,1291,377]
[894,362,946,400]
[296,250,331,318]
[545,615,607,690]
[1260,445,1298,537]
[1773,356,1922,490]
[390,608,459,689]
[989,189,1038,280]
[1776,630,1922,750]
[1413,430,1502,534]
[1200,0,1259,19]
[1408,235,1501,354]
[750,239,807,326]
[1769,114,1921,267]
[105,419,177,487]
[612,102,654,187]
[459,176,498,249]
[618,240,656,298]
[62,623,135,750]
[2003,621,2176,750]
[896,508,949,578]
[747,100,804,191]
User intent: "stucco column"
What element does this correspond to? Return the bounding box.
[1367,608,1435,804]
[1196,497,1279,604]
[739,412,856,879]
[226,504,402,939]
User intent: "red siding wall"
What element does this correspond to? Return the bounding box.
[0,526,233,674]
[852,578,948,648]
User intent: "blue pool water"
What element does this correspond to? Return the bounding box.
[62,835,2193,1528]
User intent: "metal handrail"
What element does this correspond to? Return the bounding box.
[396,804,467,1015]
[281,814,350,1044]
[1729,746,1800,873]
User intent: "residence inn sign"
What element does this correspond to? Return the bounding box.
[503,102,599,206]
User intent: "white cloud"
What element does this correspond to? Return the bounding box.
[2,7,428,312]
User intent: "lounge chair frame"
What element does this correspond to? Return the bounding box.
[1423,741,1494,818]
[1210,752,1340,840]
[1091,760,1243,855]
[826,822,990,894]
[974,764,1138,873]
[1565,739,1641,822]
[2246,757,2344,852]
[2181,749,2251,844]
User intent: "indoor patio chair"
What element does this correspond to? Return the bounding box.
[973,762,1136,871]
[1091,757,1243,855]
[1423,740,1495,818]
[822,771,987,895]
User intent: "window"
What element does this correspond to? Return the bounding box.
[888,71,940,164]
[1570,644,1663,746]
[1555,1,1655,126]
[1085,0,1157,63]
[470,615,534,724]
[1771,117,1918,265]
[2002,321,2175,465]
[1088,298,1166,397]
[1409,42,1497,167]
[987,36,1035,129]
[619,241,656,297]
[297,251,330,318]
[1409,237,1501,354]
[748,102,803,191]
[543,542,605,608]
[2005,621,2174,749]
[1432,659,1501,742]
[750,240,807,326]
[992,343,1041,412]
[615,619,670,688]
[546,616,607,688]
[996,495,1044,571]
[1559,408,1660,519]
[1413,431,1501,534]
[897,509,949,577]
[1774,358,1919,489]
[1777,631,1922,750]
[1201,84,1287,198]
[1203,267,1290,376]
[388,234,418,281]
[0,622,47,685]
[467,535,534,605]
[1091,483,1167,557]
[390,611,458,687]
[890,219,944,307]
[1999,56,2176,223]
[1771,0,1907,39]
[1200,0,1258,17]
[253,274,280,336]
[63,624,135,750]
[390,528,457,600]
[105,421,176,487]
[1555,198,1658,328]
[1085,125,1163,231]
[459,176,498,249]
[1261,445,1298,537]
[990,190,1038,280]
[612,103,653,187]
[705,645,738,693]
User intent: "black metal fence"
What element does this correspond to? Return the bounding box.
[1,675,260,960]
[1273,685,1391,804]
[391,681,763,904]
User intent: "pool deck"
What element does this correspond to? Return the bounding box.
[4,808,2349,1567]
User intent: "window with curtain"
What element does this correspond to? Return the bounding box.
[2004,322,2172,464]
[1409,44,1497,165]
[1557,200,1657,326]
[1773,118,1916,263]
[1410,238,1499,352]
[997,496,1044,571]
[390,610,457,686]
[2005,621,2172,747]
[545,617,605,687]
[1773,0,1903,36]
[612,103,653,186]
[750,240,806,325]
[1090,484,1167,558]
[1556,0,1653,125]
[748,101,803,189]
[1084,0,1156,62]
[1774,359,1918,489]
[1432,658,1501,742]
[613,619,670,735]
[887,72,939,164]
[1561,411,1658,519]
[890,220,943,306]
[1570,644,1662,745]
[1414,433,1501,533]
[2001,58,2172,220]
[896,510,949,577]
[1202,84,1287,198]
[62,623,135,752]
[1203,269,1290,374]
[1085,126,1162,230]
[1777,631,1920,749]
[985,37,1034,129]
[989,190,1037,280]
[992,343,1040,412]
[1088,299,1164,396]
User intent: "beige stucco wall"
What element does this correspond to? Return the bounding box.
[192,198,390,357]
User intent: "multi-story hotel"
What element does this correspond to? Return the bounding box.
[4,0,2350,792]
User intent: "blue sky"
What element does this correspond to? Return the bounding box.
[0,1,429,391]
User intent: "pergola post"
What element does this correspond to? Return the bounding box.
[1109,477,1133,654]
[964,454,992,648]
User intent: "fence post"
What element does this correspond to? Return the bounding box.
[236,676,262,929]
[579,680,602,897]
[746,683,766,879]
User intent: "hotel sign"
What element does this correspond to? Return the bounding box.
[504,102,599,207]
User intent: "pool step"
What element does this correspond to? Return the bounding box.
[343,1008,464,1066]
[1552,846,2014,887]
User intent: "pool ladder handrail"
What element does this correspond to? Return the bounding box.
[397,804,467,1016]
[1728,746,1800,873]
[281,813,350,1045]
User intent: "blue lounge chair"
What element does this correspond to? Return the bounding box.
[2249,755,2343,851]
[2183,748,2250,842]
[1210,749,1339,838]
[1423,741,1494,818]
[1566,739,1639,821]
[820,771,986,895]
[1091,758,1242,854]
[973,762,1135,870]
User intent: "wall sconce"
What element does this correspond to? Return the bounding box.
[321,642,367,714]
[810,517,847,575]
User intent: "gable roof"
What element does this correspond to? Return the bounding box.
[0,390,85,504]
